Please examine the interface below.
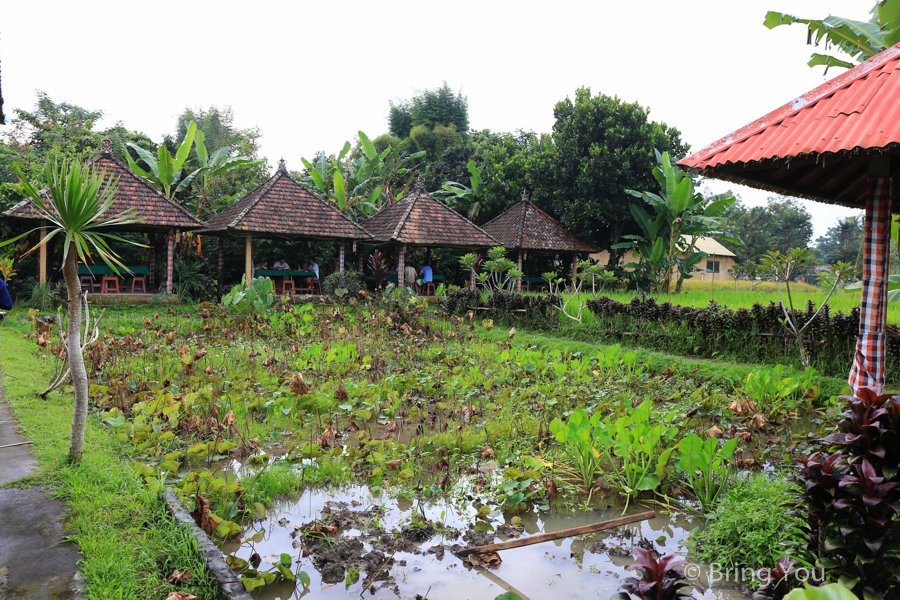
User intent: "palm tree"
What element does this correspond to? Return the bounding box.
[3,159,141,462]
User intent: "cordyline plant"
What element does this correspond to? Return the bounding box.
[612,547,703,600]
[786,388,900,599]
[759,249,855,368]
[3,160,142,463]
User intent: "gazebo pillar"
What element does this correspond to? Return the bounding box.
[470,267,476,289]
[166,228,174,294]
[571,254,578,285]
[149,241,155,289]
[244,235,252,288]
[398,244,406,288]
[218,238,225,273]
[38,220,47,285]
[517,250,523,293]
[849,155,893,395]
[339,242,345,272]
[359,248,365,273]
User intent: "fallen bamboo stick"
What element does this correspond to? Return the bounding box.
[455,510,655,557]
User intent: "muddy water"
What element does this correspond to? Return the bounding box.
[218,481,751,600]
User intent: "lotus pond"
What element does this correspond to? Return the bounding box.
[28,300,842,598]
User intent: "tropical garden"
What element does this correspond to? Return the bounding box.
[3,3,900,600]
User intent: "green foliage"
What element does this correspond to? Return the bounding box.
[814,216,863,266]
[4,159,143,272]
[173,258,219,303]
[461,246,523,294]
[765,1,900,72]
[783,584,860,600]
[693,474,800,570]
[321,269,365,300]
[549,408,603,488]
[433,159,484,219]
[546,88,688,260]
[221,276,274,313]
[743,364,819,417]
[388,82,469,138]
[675,433,738,512]
[619,150,737,294]
[723,197,814,265]
[125,121,198,199]
[301,131,423,221]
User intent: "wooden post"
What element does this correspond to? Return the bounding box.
[166,229,174,294]
[149,241,155,289]
[517,250,523,293]
[398,244,406,288]
[245,235,252,288]
[39,220,48,284]
[339,242,345,272]
[218,238,225,273]
[455,511,655,556]
[359,247,365,273]
[572,254,578,283]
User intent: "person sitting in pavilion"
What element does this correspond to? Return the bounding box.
[418,262,433,292]
[273,256,291,270]
[304,256,319,279]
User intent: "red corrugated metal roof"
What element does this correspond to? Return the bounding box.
[679,43,900,171]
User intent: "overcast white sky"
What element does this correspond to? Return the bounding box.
[1,0,873,239]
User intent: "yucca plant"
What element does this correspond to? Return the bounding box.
[3,159,142,463]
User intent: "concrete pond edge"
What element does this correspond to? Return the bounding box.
[164,487,253,600]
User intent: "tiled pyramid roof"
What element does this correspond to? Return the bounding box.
[482,199,598,252]
[362,188,497,248]
[2,150,204,230]
[200,163,371,240]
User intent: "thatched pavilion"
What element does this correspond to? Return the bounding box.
[361,181,498,288]
[482,191,599,291]
[678,43,900,394]
[199,159,371,287]
[2,139,204,293]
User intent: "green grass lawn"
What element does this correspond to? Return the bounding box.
[0,310,220,600]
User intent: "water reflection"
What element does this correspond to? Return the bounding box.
[216,482,752,600]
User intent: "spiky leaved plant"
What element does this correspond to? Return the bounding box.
[612,547,703,600]
[5,159,141,462]
[787,389,900,599]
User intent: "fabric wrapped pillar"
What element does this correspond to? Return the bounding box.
[517,251,523,293]
[166,229,174,294]
[470,267,476,289]
[849,162,893,395]
[398,245,406,289]
[39,220,48,285]
[339,242,345,272]
[245,236,252,288]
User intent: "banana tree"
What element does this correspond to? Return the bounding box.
[301,131,424,221]
[192,129,264,215]
[765,0,900,72]
[433,160,484,219]
[620,151,738,294]
[124,121,199,199]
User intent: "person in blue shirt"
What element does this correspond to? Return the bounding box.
[0,277,12,311]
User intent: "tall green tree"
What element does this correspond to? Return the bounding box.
[546,88,688,264]
[814,215,864,265]
[388,82,469,138]
[721,196,813,264]
[0,91,154,213]
[765,0,900,71]
[3,160,142,463]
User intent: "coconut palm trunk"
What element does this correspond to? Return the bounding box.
[62,245,90,462]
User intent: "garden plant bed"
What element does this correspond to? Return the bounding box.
[12,299,848,598]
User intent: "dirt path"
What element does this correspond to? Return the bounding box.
[0,389,82,600]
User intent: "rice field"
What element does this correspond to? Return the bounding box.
[578,279,900,324]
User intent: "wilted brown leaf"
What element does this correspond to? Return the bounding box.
[289,372,310,395]
[508,327,516,340]
[385,459,402,470]
[478,552,502,567]
[334,380,349,402]
[191,492,213,536]
[706,426,724,439]
[479,446,495,459]
[165,593,198,600]
[384,420,399,432]
[749,414,768,429]
[736,432,751,440]
[545,478,559,499]
[167,569,194,584]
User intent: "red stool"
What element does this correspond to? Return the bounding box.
[310,280,321,294]
[282,279,295,295]
[131,275,147,293]
[101,276,120,294]
[424,282,436,295]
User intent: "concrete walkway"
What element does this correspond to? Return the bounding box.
[0,395,82,600]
